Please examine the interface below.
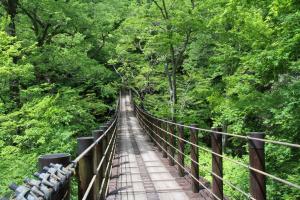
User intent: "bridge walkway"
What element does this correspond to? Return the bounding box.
[107,94,212,200]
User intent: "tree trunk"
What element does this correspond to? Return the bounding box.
[6,0,18,36]
[171,59,177,122]
[164,62,175,121]
[2,0,21,107]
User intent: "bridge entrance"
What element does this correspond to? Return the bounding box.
[107,93,211,200]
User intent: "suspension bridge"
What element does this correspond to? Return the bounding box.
[3,90,300,200]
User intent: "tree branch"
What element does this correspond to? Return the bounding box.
[177,29,192,64]
[38,23,51,46]
[161,0,169,19]
[153,0,167,19]
[0,94,6,104]
[164,62,173,96]
[18,5,40,37]
[191,0,195,9]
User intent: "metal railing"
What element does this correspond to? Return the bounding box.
[134,103,300,200]
[3,89,300,200]
[76,112,119,200]
[3,97,120,200]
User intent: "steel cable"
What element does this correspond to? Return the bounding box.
[82,124,118,200]
[136,107,300,190]
[137,110,255,200]
[136,106,300,149]
[73,116,118,164]
[136,114,222,200]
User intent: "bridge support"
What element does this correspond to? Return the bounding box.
[177,123,185,177]
[162,122,168,158]
[38,153,71,200]
[211,128,223,200]
[157,120,162,152]
[92,130,103,200]
[100,129,108,200]
[190,124,200,193]
[77,137,94,200]
[168,124,175,166]
[249,132,266,200]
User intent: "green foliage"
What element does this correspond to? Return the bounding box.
[115,0,300,199]
[0,0,299,199]
[0,0,129,196]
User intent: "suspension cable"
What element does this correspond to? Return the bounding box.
[73,116,118,163]
[136,114,221,200]
[138,112,255,200]
[136,107,300,190]
[81,124,118,200]
[138,111,254,199]
[136,106,300,149]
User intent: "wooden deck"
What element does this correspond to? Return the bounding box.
[107,94,213,200]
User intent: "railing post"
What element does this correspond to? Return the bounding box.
[249,132,266,200]
[153,117,159,148]
[77,137,94,200]
[100,129,108,200]
[162,121,168,158]
[137,110,142,128]
[144,114,150,140]
[169,123,175,166]
[38,153,71,200]
[157,120,162,152]
[190,124,200,193]
[211,127,223,200]
[150,116,155,142]
[150,116,155,143]
[133,104,136,115]
[150,116,155,144]
[106,123,116,197]
[177,123,185,177]
[92,130,102,200]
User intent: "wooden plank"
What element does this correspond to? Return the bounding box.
[107,93,215,200]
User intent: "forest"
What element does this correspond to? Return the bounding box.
[0,0,299,199]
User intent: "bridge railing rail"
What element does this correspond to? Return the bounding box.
[133,102,300,200]
[3,96,120,200]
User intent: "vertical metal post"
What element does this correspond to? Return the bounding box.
[92,130,102,200]
[100,129,108,200]
[249,132,266,200]
[151,117,155,144]
[190,124,200,193]
[153,117,158,147]
[145,115,150,140]
[157,120,162,152]
[105,123,116,197]
[169,123,175,166]
[38,153,71,170]
[38,153,71,200]
[133,104,136,115]
[162,122,168,158]
[77,137,94,200]
[98,128,105,200]
[177,123,185,177]
[149,116,154,143]
[211,128,223,200]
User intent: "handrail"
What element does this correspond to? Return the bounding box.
[136,113,222,200]
[76,96,120,200]
[4,95,120,200]
[134,103,300,200]
[72,116,118,164]
[136,106,300,190]
[81,123,118,200]
[137,105,300,149]
[137,108,255,199]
